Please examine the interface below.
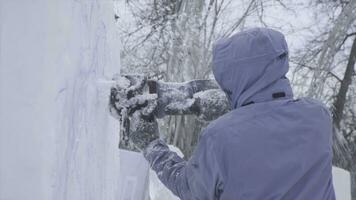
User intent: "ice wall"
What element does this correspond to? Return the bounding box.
[0,1,121,199]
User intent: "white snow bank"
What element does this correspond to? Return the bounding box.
[333,167,351,200]
[119,149,150,200]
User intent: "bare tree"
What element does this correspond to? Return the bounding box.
[307,0,356,99]
[332,35,356,199]
[291,0,356,198]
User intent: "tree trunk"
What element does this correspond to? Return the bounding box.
[331,36,356,169]
[333,36,356,128]
[332,36,356,199]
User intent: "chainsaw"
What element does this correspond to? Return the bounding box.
[109,74,230,151]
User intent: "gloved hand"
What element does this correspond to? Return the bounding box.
[128,94,159,151]
[193,89,230,121]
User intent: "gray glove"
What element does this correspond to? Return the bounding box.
[129,94,159,151]
[193,89,230,121]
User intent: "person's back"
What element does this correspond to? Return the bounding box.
[207,97,335,199]
[141,27,336,200]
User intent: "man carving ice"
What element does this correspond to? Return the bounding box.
[127,28,336,199]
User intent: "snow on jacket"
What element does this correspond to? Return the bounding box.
[143,27,336,200]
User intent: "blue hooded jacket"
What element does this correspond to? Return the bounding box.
[143,28,336,200]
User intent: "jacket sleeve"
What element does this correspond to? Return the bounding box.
[143,130,222,200]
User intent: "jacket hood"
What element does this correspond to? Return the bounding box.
[212,28,293,109]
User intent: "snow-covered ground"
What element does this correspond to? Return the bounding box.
[333,167,351,200]
[0,1,352,200]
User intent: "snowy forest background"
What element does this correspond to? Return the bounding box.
[0,0,355,200]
